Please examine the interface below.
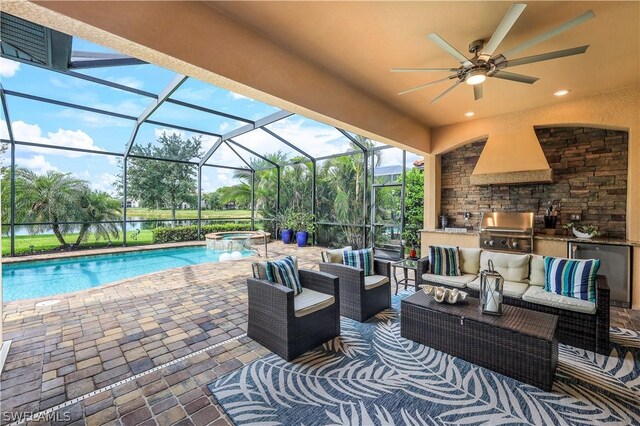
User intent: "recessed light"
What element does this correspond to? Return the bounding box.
[465,112,475,117]
[554,89,570,96]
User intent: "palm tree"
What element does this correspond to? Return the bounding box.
[13,169,88,247]
[74,190,122,245]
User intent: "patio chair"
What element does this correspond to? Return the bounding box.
[319,248,391,322]
[247,258,340,361]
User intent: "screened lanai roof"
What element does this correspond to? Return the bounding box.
[0,14,421,192]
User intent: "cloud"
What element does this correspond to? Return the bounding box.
[55,109,133,128]
[0,119,107,158]
[105,76,144,90]
[90,172,118,195]
[0,58,20,78]
[20,155,58,174]
[229,92,253,101]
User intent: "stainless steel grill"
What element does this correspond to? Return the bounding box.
[479,212,534,254]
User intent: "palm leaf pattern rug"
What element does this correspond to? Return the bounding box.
[209,293,640,425]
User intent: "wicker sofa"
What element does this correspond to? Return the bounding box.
[247,267,340,361]
[416,248,610,354]
[319,249,391,322]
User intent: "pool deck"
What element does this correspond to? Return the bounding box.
[1,242,638,425]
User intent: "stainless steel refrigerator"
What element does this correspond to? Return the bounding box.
[568,242,632,308]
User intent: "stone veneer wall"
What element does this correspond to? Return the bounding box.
[440,127,628,238]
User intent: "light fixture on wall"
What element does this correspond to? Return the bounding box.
[554,89,571,96]
[465,112,475,117]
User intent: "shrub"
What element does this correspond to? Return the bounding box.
[152,223,252,243]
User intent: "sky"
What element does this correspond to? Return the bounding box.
[0,37,420,195]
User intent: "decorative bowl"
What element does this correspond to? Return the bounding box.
[421,285,468,304]
[572,228,596,239]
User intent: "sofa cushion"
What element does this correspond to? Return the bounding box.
[422,273,476,289]
[428,246,461,276]
[459,248,482,275]
[321,246,352,264]
[294,289,335,318]
[468,277,529,299]
[253,256,298,280]
[364,275,389,290]
[265,256,302,295]
[544,256,600,302]
[522,286,596,315]
[529,254,546,287]
[480,251,530,283]
[343,248,375,276]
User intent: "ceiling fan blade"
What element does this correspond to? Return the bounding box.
[492,71,539,84]
[398,76,453,95]
[427,33,473,67]
[501,10,595,59]
[391,67,458,73]
[501,45,589,68]
[473,83,483,101]
[430,80,462,104]
[478,3,527,61]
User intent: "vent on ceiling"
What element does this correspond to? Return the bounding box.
[0,12,72,71]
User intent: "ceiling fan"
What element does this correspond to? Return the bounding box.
[392,4,595,103]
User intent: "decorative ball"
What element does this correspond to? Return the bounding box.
[219,252,232,262]
[230,251,243,260]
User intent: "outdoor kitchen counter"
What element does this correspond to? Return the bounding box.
[534,235,640,247]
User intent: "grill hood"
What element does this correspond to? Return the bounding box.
[470,128,552,186]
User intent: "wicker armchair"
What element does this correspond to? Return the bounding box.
[416,257,610,354]
[247,269,340,361]
[319,257,392,322]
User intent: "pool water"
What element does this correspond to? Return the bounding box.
[2,246,253,302]
[221,234,254,240]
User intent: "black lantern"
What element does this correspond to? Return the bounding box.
[480,259,504,316]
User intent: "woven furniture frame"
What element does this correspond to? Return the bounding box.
[416,258,610,354]
[319,259,392,322]
[401,291,559,391]
[247,269,340,361]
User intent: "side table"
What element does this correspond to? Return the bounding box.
[391,258,418,295]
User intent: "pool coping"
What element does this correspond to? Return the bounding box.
[1,241,207,264]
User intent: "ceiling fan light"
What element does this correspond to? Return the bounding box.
[466,69,487,85]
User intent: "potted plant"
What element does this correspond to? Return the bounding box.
[277,210,295,244]
[292,212,317,247]
[563,222,600,239]
[543,201,558,235]
[402,226,420,259]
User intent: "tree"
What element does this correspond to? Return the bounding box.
[74,190,122,245]
[11,169,88,247]
[203,188,224,210]
[401,167,424,249]
[122,132,202,221]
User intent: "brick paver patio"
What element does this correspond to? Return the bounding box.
[1,241,636,425]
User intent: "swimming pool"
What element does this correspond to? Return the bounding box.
[2,246,253,302]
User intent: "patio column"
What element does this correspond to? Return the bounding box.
[197,165,202,239]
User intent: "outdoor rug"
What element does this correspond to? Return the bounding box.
[209,293,640,425]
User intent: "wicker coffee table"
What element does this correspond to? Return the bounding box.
[401,291,559,391]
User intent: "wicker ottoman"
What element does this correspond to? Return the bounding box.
[401,291,559,391]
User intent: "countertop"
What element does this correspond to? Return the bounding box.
[421,229,639,247]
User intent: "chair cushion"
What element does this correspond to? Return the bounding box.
[468,277,529,299]
[459,248,481,275]
[480,251,530,283]
[544,256,600,302]
[522,286,596,315]
[294,288,335,318]
[265,256,302,295]
[428,246,461,276]
[343,248,374,276]
[364,275,389,290]
[529,254,546,287]
[321,246,352,264]
[252,256,298,280]
[422,273,476,289]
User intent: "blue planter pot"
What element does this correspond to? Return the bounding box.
[281,229,293,244]
[296,231,309,247]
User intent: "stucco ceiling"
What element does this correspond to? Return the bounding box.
[208,1,640,128]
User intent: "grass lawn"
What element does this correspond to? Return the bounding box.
[2,230,155,257]
[127,208,256,220]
